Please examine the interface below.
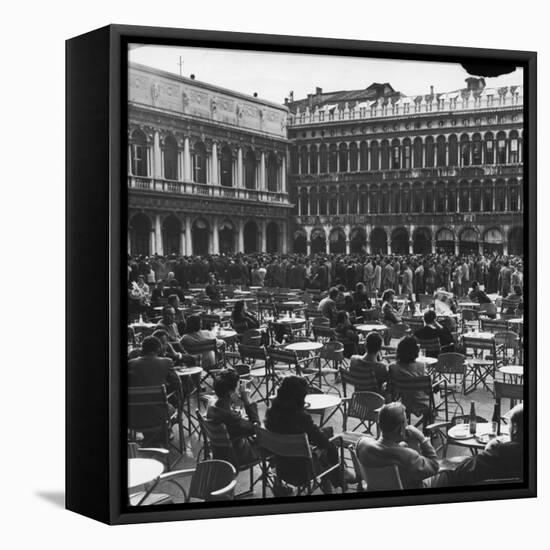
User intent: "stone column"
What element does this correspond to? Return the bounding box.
[149,229,155,255]
[260,152,266,190]
[237,148,243,188]
[281,155,287,194]
[185,217,192,255]
[184,137,191,181]
[177,150,184,181]
[154,214,163,256]
[179,227,185,255]
[281,223,288,254]
[153,131,162,178]
[409,240,413,254]
[211,142,218,185]
[421,140,426,168]
[212,217,219,255]
[345,240,350,255]
[260,220,267,251]
[431,239,436,254]
[238,219,245,253]
[128,231,131,256]
[454,241,459,256]
[366,141,371,171]
[128,145,133,176]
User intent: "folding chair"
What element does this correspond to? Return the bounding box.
[128,385,184,460]
[196,411,263,498]
[500,299,519,319]
[494,331,521,366]
[267,345,315,387]
[462,335,497,394]
[349,446,404,491]
[341,391,384,437]
[480,318,509,334]
[239,344,272,404]
[415,337,441,360]
[494,381,523,415]
[312,325,335,344]
[181,338,225,392]
[302,341,342,394]
[461,309,480,332]
[432,352,467,419]
[255,426,345,497]
[478,303,497,317]
[388,372,440,429]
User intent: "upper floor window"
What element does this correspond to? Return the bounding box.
[131,130,148,177]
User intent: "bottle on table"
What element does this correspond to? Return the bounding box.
[469,401,477,435]
[138,314,143,325]
[491,403,501,436]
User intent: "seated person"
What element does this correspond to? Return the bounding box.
[334,310,359,358]
[152,329,195,366]
[349,331,388,392]
[128,335,179,390]
[317,287,339,327]
[468,281,492,304]
[448,404,524,486]
[231,300,260,334]
[167,278,185,301]
[206,369,260,468]
[205,273,222,301]
[389,336,430,419]
[356,402,439,489]
[265,375,353,493]
[414,309,456,356]
[352,282,372,320]
[150,281,165,305]
[155,305,182,344]
[381,289,403,327]
[180,314,225,371]
[504,285,524,314]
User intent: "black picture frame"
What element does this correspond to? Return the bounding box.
[66,24,537,525]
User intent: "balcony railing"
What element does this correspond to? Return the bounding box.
[290,164,523,184]
[288,94,523,126]
[128,176,290,205]
[293,211,523,227]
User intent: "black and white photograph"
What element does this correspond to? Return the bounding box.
[125,42,529,507]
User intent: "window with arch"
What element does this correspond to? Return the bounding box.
[339,143,349,172]
[319,144,328,173]
[244,150,257,190]
[267,153,278,192]
[319,188,328,215]
[482,184,493,212]
[369,187,378,214]
[309,146,319,174]
[359,186,368,213]
[471,183,481,211]
[496,132,507,164]
[329,187,338,214]
[436,136,446,166]
[163,134,178,180]
[448,186,457,212]
[509,131,519,163]
[472,134,482,165]
[448,135,459,166]
[391,139,400,169]
[131,129,148,176]
[509,181,519,211]
[349,142,358,171]
[425,184,434,213]
[220,145,233,187]
[459,184,469,211]
[413,138,423,168]
[484,133,494,164]
[401,185,410,213]
[391,185,400,213]
[328,144,338,172]
[300,146,309,175]
[349,186,358,214]
[380,140,390,170]
[413,185,423,212]
[370,141,380,170]
[436,184,445,212]
[339,186,347,214]
[310,187,318,215]
[402,138,411,169]
[496,184,506,211]
[425,137,435,167]
[460,135,470,166]
[360,141,368,170]
[192,140,207,184]
[300,188,308,215]
[380,186,389,213]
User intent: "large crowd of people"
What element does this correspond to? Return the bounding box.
[127,249,525,501]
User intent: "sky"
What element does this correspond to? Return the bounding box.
[129,44,523,105]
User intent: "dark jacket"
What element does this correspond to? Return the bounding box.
[128,355,175,388]
[450,441,523,485]
[414,325,455,355]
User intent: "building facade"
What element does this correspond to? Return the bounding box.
[286,78,524,257]
[128,63,291,257]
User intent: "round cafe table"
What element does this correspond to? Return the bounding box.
[355,323,388,333]
[274,316,307,325]
[304,393,342,427]
[417,355,439,367]
[129,322,157,330]
[459,302,480,309]
[447,422,510,452]
[189,287,205,292]
[285,341,323,353]
[281,301,304,307]
[234,290,252,295]
[128,458,164,490]
[499,364,523,383]
[507,318,524,326]
[218,329,238,341]
[465,331,495,340]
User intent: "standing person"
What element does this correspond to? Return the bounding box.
[461,258,470,296]
[424,262,436,295]
[414,262,425,297]
[373,260,382,295]
[511,263,523,292]
[452,262,463,296]
[401,262,415,313]
[363,258,374,292]
[499,260,513,297]
[383,260,395,292]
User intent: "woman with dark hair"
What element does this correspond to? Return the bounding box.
[334,310,359,358]
[352,282,372,320]
[206,369,260,468]
[265,376,352,493]
[231,299,260,334]
[389,336,429,418]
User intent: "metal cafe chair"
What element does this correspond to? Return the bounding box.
[254,426,345,497]
[494,381,524,414]
[462,334,497,394]
[461,309,480,332]
[196,411,263,498]
[415,337,441,360]
[494,331,521,365]
[181,338,225,392]
[239,344,272,404]
[432,353,467,418]
[480,318,509,334]
[349,446,404,492]
[127,442,170,471]
[130,459,238,505]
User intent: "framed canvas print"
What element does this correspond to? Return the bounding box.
[66,24,536,525]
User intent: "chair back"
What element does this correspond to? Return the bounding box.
[462,335,496,354]
[201,313,221,330]
[320,341,344,360]
[233,363,251,378]
[500,299,519,314]
[480,319,509,333]
[435,352,465,373]
[494,331,520,347]
[313,325,335,342]
[239,344,268,364]
[255,426,312,459]
[182,338,217,355]
[388,323,410,340]
[494,381,523,411]
[347,391,385,423]
[478,303,497,317]
[240,329,262,347]
[189,460,237,501]
[339,367,379,395]
[415,337,441,357]
[267,346,298,366]
[196,410,237,465]
[350,448,403,491]
[403,317,423,332]
[306,309,324,320]
[461,309,479,321]
[128,385,169,431]
[418,294,433,310]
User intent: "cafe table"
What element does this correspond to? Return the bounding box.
[447,422,510,453]
[304,393,342,428]
[274,316,307,325]
[129,321,157,330]
[458,302,480,309]
[355,323,388,333]
[507,318,524,327]
[128,458,164,505]
[498,364,524,383]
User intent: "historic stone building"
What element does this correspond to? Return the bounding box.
[286,77,524,257]
[127,63,291,257]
